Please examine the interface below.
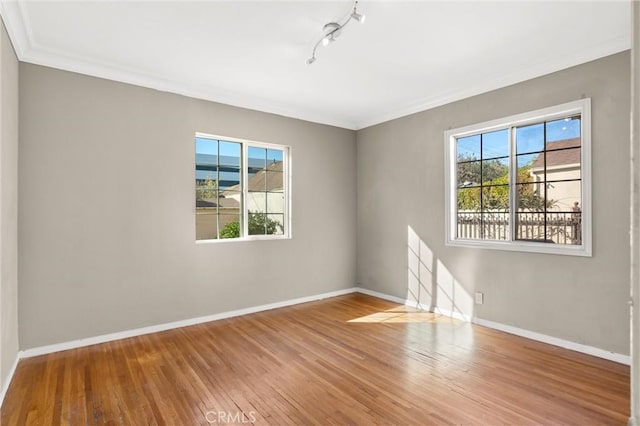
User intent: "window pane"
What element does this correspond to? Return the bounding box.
[196,138,218,182]
[218,215,241,239]
[546,138,580,151]
[482,129,508,160]
[248,146,266,174]
[456,211,481,239]
[546,180,582,212]
[517,180,582,243]
[544,145,581,183]
[516,123,544,154]
[546,162,581,183]
[267,214,285,235]
[516,183,546,212]
[218,169,240,190]
[546,116,581,142]
[457,187,480,211]
[218,141,241,167]
[196,137,218,157]
[457,135,480,161]
[195,182,218,205]
[196,213,218,240]
[482,212,509,241]
[482,185,509,211]
[517,153,540,184]
[218,190,241,214]
[247,192,267,213]
[457,160,481,188]
[546,210,582,246]
[267,192,285,214]
[248,212,267,235]
[265,171,284,191]
[247,169,267,191]
[515,211,547,242]
[267,149,284,163]
[481,158,509,185]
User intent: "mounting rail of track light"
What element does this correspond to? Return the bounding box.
[306,0,365,65]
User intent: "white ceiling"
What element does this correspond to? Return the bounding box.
[0,1,631,130]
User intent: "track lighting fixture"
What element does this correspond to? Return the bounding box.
[306,1,365,65]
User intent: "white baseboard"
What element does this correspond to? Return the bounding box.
[18,286,631,367]
[433,307,472,322]
[21,287,359,358]
[0,353,20,409]
[473,317,630,365]
[354,287,409,305]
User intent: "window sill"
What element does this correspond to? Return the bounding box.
[196,235,292,244]
[445,238,591,257]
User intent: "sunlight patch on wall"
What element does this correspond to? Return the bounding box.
[407,226,434,310]
[408,225,474,321]
[436,260,474,321]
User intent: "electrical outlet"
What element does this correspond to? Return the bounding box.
[475,292,484,305]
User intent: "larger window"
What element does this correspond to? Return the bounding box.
[195,133,290,241]
[445,99,591,256]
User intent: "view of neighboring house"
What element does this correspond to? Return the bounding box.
[457,137,583,244]
[519,137,582,244]
[224,160,285,217]
[196,159,285,239]
[529,137,582,212]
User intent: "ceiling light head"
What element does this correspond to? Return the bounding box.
[351,11,365,23]
[323,33,338,46]
[351,0,365,23]
[306,57,316,65]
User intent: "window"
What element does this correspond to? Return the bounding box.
[195,133,290,241]
[444,99,591,256]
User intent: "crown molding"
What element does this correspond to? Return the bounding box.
[19,43,360,130]
[0,0,31,59]
[354,34,630,130]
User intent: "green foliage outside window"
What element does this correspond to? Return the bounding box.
[457,157,552,211]
[219,214,283,238]
[219,221,240,239]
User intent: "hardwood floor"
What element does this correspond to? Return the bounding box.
[0,293,630,425]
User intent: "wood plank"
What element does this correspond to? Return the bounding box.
[0,294,630,425]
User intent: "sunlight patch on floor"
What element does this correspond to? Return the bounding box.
[348,306,461,324]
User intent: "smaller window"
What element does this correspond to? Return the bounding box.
[444,99,591,256]
[195,134,290,241]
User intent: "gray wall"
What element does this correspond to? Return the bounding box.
[357,52,631,355]
[18,64,357,349]
[0,18,19,394]
[15,48,630,356]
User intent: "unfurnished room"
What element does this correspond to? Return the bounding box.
[0,0,639,425]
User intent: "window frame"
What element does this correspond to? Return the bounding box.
[444,98,591,256]
[195,132,292,243]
